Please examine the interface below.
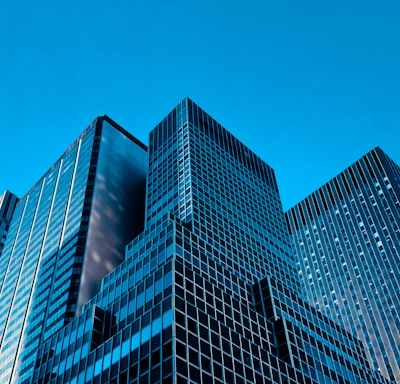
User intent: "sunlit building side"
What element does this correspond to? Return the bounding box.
[0,116,147,383]
[286,147,400,382]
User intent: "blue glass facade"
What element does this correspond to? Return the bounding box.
[31,99,387,384]
[0,116,147,383]
[0,190,18,257]
[286,148,400,383]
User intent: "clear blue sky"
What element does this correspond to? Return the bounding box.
[1,1,399,210]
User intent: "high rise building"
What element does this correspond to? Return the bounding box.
[32,99,387,384]
[286,147,400,382]
[0,116,148,383]
[0,190,18,257]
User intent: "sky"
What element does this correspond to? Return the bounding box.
[0,0,399,211]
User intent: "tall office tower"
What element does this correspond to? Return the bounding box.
[0,190,18,257]
[33,99,387,384]
[286,147,400,383]
[0,116,148,384]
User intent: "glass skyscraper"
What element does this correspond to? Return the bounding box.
[31,99,387,384]
[0,190,18,257]
[0,116,148,383]
[286,147,400,382]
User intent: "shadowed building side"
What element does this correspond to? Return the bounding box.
[32,99,388,384]
[0,190,18,258]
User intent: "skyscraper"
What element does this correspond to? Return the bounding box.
[0,190,18,257]
[0,116,148,383]
[32,99,387,384]
[286,147,400,382]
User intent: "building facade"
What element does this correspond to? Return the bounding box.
[0,116,148,383]
[0,190,18,257]
[286,147,400,382]
[32,99,387,384]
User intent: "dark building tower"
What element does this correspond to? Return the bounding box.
[0,116,147,383]
[286,147,400,383]
[33,99,387,384]
[0,190,18,257]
